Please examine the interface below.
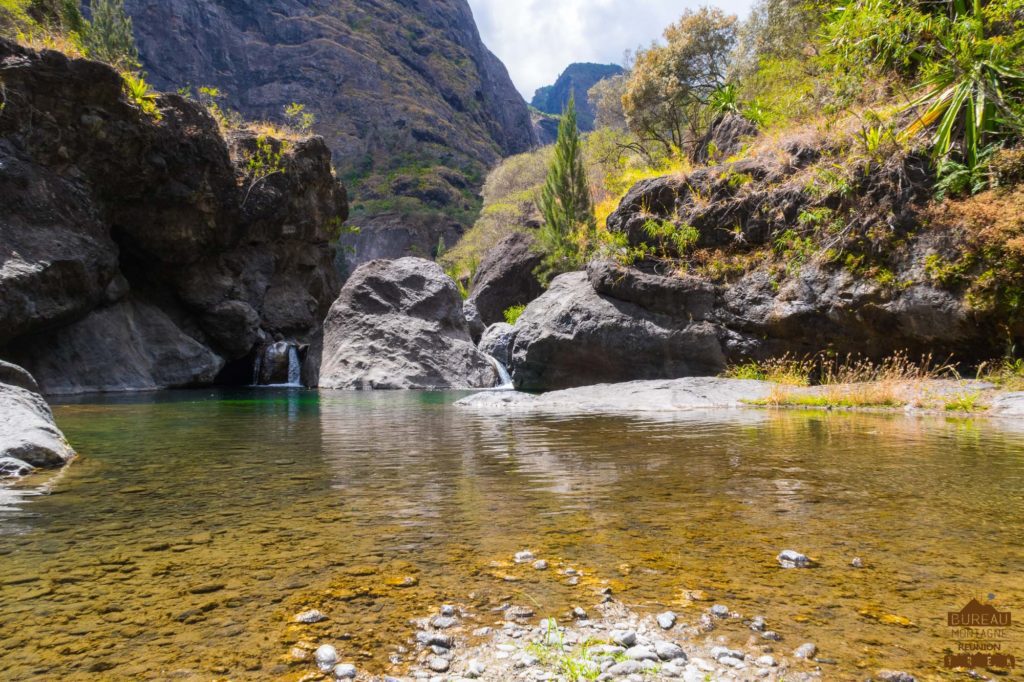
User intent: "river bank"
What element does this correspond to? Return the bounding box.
[456,377,1024,418]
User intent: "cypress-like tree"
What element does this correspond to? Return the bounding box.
[537,95,595,282]
[83,0,139,70]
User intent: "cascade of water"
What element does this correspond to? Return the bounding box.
[252,353,263,386]
[287,345,302,387]
[485,355,514,390]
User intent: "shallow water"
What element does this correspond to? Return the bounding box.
[1,390,1023,680]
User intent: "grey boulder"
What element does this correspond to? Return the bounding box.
[319,258,498,390]
[510,269,727,392]
[478,323,517,368]
[0,379,75,469]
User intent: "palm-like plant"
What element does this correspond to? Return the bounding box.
[902,0,1024,169]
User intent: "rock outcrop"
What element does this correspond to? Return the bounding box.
[531,63,625,131]
[319,258,498,390]
[504,139,1004,392]
[0,363,75,474]
[457,377,773,412]
[510,268,728,392]
[0,40,346,393]
[468,231,546,326]
[124,0,537,266]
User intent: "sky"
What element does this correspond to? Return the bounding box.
[467,0,756,101]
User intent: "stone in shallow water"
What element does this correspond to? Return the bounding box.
[440,604,456,617]
[657,611,676,629]
[794,642,817,659]
[611,629,637,647]
[430,615,457,629]
[532,559,548,570]
[710,604,729,618]
[625,645,658,662]
[851,557,865,568]
[655,641,686,661]
[315,644,338,672]
[875,671,915,682]
[427,655,450,672]
[333,662,357,679]
[294,609,327,624]
[777,549,813,568]
[514,550,535,563]
[415,631,454,649]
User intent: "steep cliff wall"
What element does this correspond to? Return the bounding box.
[122,0,537,265]
[0,39,347,393]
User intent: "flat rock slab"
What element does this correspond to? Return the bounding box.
[456,377,773,413]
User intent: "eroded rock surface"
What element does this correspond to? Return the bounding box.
[468,231,546,326]
[320,258,498,390]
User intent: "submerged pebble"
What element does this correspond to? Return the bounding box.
[315,644,338,672]
[777,550,813,568]
[794,642,818,659]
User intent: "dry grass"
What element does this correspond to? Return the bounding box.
[737,352,962,409]
[13,29,87,59]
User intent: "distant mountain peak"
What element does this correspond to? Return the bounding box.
[530,62,625,132]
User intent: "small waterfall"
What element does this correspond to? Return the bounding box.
[286,345,302,387]
[485,354,514,391]
[252,353,263,387]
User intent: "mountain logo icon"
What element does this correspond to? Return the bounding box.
[948,599,1012,627]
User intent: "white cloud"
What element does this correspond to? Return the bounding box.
[467,0,755,101]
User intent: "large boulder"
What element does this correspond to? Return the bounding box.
[693,113,759,164]
[319,258,498,390]
[0,366,75,470]
[510,271,727,392]
[468,231,546,325]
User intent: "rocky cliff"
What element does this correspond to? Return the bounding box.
[531,62,625,131]
[0,39,346,393]
[122,0,537,267]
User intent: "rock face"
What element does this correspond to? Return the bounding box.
[693,113,759,163]
[0,364,75,471]
[531,63,625,131]
[478,323,516,368]
[510,267,728,392]
[124,0,537,266]
[319,258,498,390]
[468,231,546,326]
[0,40,346,393]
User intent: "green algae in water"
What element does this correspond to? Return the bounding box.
[1,389,1023,680]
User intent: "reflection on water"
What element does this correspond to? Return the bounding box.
[1,389,1023,680]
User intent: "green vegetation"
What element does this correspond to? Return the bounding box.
[82,0,138,70]
[503,304,526,326]
[537,96,596,283]
[284,102,315,135]
[524,619,602,682]
[241,135,287,204]
[122,71,159,119]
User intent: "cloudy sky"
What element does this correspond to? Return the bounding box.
[467,0,756,101]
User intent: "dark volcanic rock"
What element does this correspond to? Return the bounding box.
[7,297,225,395]
[319,258,498,390]
[0,40,346,393]
[510,272,727,392]
[531,63,625,131]
[468,231,546,326]
[694,113,760,164]
[0,368,75,469]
